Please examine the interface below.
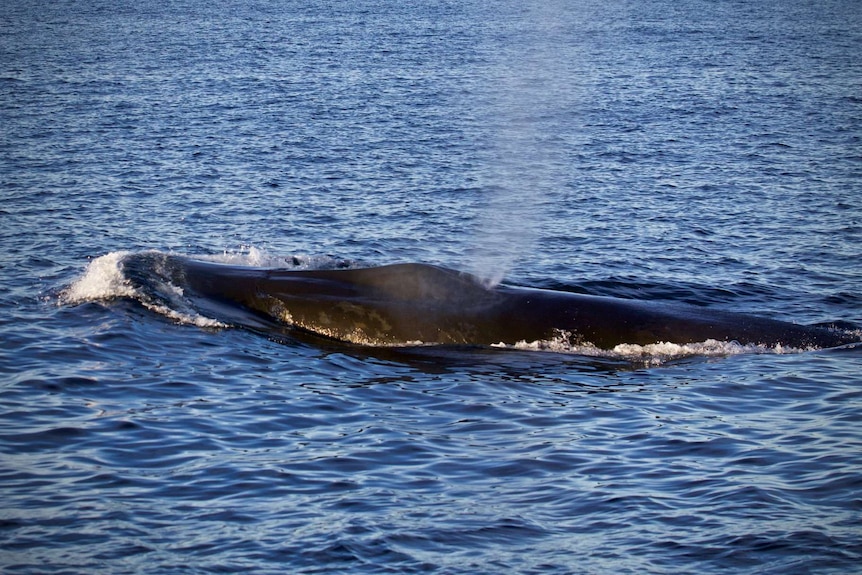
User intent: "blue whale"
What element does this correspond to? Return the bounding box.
[119,253,859,350]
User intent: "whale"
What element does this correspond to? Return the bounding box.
[119,253,859,351]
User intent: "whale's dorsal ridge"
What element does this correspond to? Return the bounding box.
[319,262,492,303]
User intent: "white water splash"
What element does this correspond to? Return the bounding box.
[493,336,805,367]
[60,251,225,328]
[60,251,136,304]
[205,245,357,271]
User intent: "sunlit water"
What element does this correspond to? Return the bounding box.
[2,0,862,573]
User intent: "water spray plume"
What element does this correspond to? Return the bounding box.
[468,2,570,286]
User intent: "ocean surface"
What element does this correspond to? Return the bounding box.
[3,0,862,573]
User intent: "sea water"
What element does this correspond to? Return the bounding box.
[2,0,862,573]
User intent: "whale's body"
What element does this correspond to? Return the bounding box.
[121,254,857,350]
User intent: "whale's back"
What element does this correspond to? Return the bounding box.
[264,263,493,304]
[119,253,859,349]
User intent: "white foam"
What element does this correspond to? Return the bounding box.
[60,251,226,328]
[203,245,356,271]
[202,245,277,267]
[141,279,226,329]
[60,251,136,304]
[492,335,801,366]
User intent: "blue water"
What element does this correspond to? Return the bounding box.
[3,0,862,573]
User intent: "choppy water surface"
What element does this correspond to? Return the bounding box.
[2,0,862,573]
